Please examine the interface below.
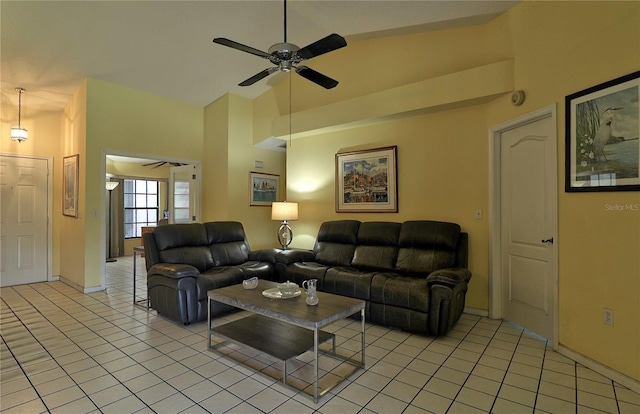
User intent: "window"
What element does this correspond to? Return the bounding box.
[124,179,158,238]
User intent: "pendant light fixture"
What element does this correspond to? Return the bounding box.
[11,88,28,143]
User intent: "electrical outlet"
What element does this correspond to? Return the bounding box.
[603,308,614,326]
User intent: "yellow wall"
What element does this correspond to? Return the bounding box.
[253,1,640,381]
[203,94,287,249]
[60,81,89,289]
[84,79,204,289]
[487,0,640,382]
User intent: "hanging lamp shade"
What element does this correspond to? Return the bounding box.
[10,88,28,143]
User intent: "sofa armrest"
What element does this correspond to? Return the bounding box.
[427,268,472,286]
[427,268,472,336]
[275,249,316,265]
[147,263,200,280]
[249,248,280,263]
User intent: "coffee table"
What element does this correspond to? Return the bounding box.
[207,280,365,403]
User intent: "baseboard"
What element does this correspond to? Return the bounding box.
[59,276,104,294]
[558,345,640,394]
[464,307,489,317]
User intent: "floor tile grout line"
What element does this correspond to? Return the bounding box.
[396,314,492,413]
[486,320,529,414]
[531,334,551,412]
[0,296,52,413]
[36,280,197,413]
[8,283,153,413]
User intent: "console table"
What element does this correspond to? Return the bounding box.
[132,246,149,308]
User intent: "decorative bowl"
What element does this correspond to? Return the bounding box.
[242,277,259,289]
[276,281,299,296]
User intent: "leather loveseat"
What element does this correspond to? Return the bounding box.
[275,220,471,335]
[143,221,278,324]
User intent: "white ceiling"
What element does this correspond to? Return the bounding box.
[1,1,519,112]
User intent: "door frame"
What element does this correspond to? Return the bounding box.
[0,153,54,283]
[101,151,201,288]
[488,104,559,347]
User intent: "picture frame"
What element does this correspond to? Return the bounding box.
[336,145,398,212]
[249,172,279,206]
[565,71,640,192]
[63,154,79,217]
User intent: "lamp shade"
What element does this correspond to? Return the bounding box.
[271,201,298,221]
[105,181,119,191]
[11,126,28,142]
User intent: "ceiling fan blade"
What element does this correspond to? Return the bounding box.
[297,33,347,60]
[239,67,279,86]
[295,66,339,89]
[213,38,271,59]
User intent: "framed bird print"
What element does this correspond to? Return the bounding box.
[565,71,640,192]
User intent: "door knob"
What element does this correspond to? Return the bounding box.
[541,238,554,244]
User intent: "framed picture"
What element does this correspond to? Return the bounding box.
[63,154,79,217]
[565,71,640,192]
[250,172,279,206]
[336,146,398,212]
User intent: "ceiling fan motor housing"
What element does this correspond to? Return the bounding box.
[268,42,301,71]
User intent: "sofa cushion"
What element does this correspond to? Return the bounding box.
[352,222,400,271]
[205,222,251,266]
[370,273,430,313]
[153,223,208,250]
[197,267,244,301]
[314,220,360,266]
[284,262,330,286]
[237,261,274,279]
[158,246,214,273]
[323,267,375,301]
[151,223,214,272]
[395,221,460,275]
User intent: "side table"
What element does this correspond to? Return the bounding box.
[132,246,149,309]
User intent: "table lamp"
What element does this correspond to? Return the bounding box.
[271,201,298,250]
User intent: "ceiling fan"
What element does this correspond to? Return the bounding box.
[142,161,187,169]
[213,0,346,89]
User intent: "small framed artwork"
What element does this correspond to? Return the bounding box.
[63,154,79,217]
[565,71,640,192]
[336,145,398,212]
[250,172,279,206]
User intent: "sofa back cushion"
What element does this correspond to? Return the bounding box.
[395,221,461,275]
[152,223,214,272]
[204,221,250,266]
[352,222,400,271]
[314,220,360,266]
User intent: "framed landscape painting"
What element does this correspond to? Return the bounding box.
[250,172,279,206]
[63,154,79,217]
[565,71,640,192]
[336,146,398,212]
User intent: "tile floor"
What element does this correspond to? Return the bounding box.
[1,255,639,413]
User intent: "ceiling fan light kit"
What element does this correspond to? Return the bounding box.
[11,87,28,143]
[213,0,346,89]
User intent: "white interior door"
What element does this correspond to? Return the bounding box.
[169,164,200,224]
[0,155,49,287]
[491,106,558,343]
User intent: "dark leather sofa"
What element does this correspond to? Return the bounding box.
[143,221,278,324]
[275,220,471,335]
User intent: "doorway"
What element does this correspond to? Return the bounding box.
[489,104,558,345]
[0,154,52,287]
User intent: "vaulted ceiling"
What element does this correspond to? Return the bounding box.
[1,1,519,111]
